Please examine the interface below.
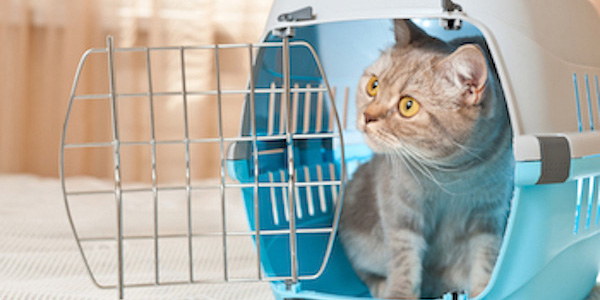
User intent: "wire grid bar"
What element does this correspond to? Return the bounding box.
[144,46,161,285]
[179,45,195,283]
[214,44,229,281]
[60,37,347,295]
[248,44,262,280]
[72,87,330,100]
[63,133,340,149]
[102,36,126,299]
[65,180,343,196]
[78,227,335,243]
[281,35,298,285]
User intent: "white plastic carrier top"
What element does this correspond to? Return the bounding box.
[265,0,600,162]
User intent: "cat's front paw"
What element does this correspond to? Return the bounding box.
[369,279,387,298]
[585,283,600,300]
[383,286,420,300]
[469,284,486,298]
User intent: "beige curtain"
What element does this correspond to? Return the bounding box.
[0,0,273,184]
[592,0,600,15]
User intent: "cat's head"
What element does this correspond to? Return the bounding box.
[356,19,491,161]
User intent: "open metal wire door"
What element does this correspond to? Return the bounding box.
[60,36,346,299]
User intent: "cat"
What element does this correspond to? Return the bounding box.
[588,285,600,300]
[338,19,515,299]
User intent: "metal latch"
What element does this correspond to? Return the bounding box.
[277,7,315,22]
[440,0,462,30]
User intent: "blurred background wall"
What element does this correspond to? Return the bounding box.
[0,0,274,183]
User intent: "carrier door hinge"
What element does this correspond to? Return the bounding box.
[536,136,571,184]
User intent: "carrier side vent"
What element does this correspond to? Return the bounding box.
[572,73,600,132]
[265,84,349,136]
[229,84,349,162]
[574,176,599,235]
[264,163,340,225]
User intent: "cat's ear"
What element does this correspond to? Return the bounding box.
[437,44,488,105]
[394,19,427,48]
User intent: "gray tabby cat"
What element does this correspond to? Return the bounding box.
[339,20,514,299]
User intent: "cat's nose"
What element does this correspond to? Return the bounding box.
[364,112,378,124]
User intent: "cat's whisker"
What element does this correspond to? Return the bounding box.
[390,150,424,188]
[448,138,485,162]
[400,145,463,172]
[390,143,439,187]
[397,147,460,195]
[396,148,445,187]
[409,157,443,185]
[409,146,475,172]
[410,158,474,190]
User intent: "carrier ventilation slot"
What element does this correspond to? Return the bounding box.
[572,73,600,132]
[266,83,350,135]
[571,74,600,234]
[574,176,600,234]
[596,76,600,123]
[264,163,340,225]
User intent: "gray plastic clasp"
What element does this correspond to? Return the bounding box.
[277,6,314,23]
[440,0,462,30]
[273,6,314,37]
[536,136,571,184]
[442,0,462,12]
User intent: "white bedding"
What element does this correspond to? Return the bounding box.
[0,174,273,300]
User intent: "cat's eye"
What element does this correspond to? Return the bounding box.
[398,96,420,118]
[366,75,379,97]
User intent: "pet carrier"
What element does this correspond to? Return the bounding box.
[60,0,600,299]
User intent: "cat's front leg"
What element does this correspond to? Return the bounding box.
[468,233,500,297]
[383,229,426,299]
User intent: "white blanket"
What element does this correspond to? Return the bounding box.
[0,174,273,300]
